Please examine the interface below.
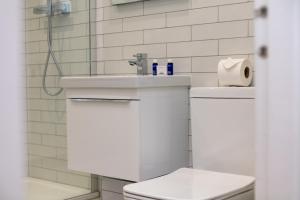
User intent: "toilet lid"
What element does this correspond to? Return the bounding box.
[123,168,255,200]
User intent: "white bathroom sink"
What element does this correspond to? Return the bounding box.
[61,75,190,88]
[62,74,190,181]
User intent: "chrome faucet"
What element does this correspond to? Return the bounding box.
[128,53,148,75]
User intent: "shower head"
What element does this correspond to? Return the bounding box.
[33,1,71,16]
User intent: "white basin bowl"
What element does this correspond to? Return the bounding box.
[61,75,190,88]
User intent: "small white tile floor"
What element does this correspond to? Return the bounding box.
[25,177,90,200]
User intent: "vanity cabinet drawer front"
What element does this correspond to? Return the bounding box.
[67,98,140,181]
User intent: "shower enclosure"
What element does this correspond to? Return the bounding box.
[25,0,97,199]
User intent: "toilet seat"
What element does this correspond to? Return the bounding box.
[123,168,255,200]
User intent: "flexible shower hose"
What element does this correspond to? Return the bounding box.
[42,0,64,96]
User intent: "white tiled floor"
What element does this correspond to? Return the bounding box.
[25,177,90,200]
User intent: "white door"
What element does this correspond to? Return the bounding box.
[255,0,300,199]
[0,0,25,199]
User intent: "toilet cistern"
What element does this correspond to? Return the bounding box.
[128,53,148,75]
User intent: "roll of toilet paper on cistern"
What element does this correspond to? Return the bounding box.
[218,58,253,86]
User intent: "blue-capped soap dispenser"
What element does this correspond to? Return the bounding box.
[152,59,158,76]
[167,59,174,75]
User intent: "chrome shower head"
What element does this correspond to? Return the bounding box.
[33,1,71,16]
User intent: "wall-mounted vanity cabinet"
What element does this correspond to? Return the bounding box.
[61,75,190,182]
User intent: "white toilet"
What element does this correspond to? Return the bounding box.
[123,87,255,200]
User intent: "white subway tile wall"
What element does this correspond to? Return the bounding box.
[25,0,254,198]
[95,0,254,81]
[25,0,93,189]
[95,1,254,199]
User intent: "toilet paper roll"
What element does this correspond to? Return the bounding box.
[218,58,253,86]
